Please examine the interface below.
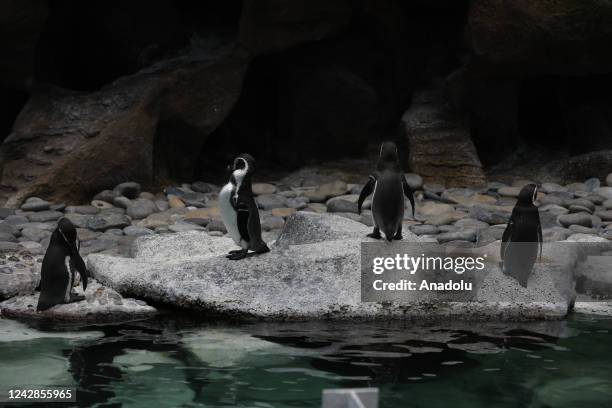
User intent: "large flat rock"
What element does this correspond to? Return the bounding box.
[0,249,41,301]
[0,280,156,322]
[88,212,577,320]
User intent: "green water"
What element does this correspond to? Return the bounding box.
[0,314,610,407]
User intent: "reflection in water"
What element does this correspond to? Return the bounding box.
[0,315,610,407]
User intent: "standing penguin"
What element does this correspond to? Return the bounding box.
[358,141,415,241]
[501,183,542,287]
[219,153,270,260]
[37,218,89,311]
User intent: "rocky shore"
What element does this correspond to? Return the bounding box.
[2,168,612,320]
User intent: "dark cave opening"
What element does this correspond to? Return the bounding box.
[517,74,612,156]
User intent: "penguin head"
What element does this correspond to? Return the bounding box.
[55,217,78,250]
[377,141,401,171]
[518,183,538,205]
[232,153,255,175]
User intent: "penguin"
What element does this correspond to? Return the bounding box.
[219,153,270,260]
[358,141,415,241]
[501,183,543,287]
[37,218,89,311]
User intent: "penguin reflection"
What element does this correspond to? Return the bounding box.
[358,141,415,241]
[37,218,89,311]
[501,183,543,287]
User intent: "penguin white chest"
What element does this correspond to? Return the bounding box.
[64,256,72,302]
[219,182,242,245]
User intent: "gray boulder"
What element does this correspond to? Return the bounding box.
[575,256,612,299]
[126,198,157,220]
[88,212,577,320]
[0,249,40,300]
[113,182,141,199]
[0,280,156,322]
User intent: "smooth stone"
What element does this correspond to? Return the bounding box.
[596,210,612,222]
[565,233,608,243]
[404,173,423,190]
[0,242,22,251]
[139,192,156,201]
[426,211,466,226]
[409,224,439,235]
[256,194,287,210]
[423,183,445,194]
[65,205,100,215]
[206,220,227,234]
[569,225,597,235]
[0,222,18,236]
[557,213,593,228]
[303,181,348,203]
[20,228,51,243]
[27,210,63,223]
[469,205,510,225]
[599,230,612,240]
[123,226,154,237]
[603,199,612,210]
[286,197,309,210]
[584,178,601,191]
[155,200,169,212]
[360,211,373,226]
[540,204,569,216]
[477,227,505,245]
[87,214,131,232]
[113,196,132,209]
[607,173,612,187]
[17,222,55,231]
[568,198,595,212]
[437,229,477,243]
[541,183,567,193]
[454,218,489,230]
[252,183,277,196]
[0,249,40,300]
[0,233,17,242]
[261,216,285,231]
[566,182,589,193]
[180,192,208,208]
[585,194,605,205]
[93,190,120,203]
[91,200,114,210]
[326,195,358,214]
[168,195,185,208]
[539,195,568,207]
[76,228,101,241]
[64,213,93,229]
[0,208,16,219]
[190,181,217,194]
[419,202,454,217]
[50,203,66,212]
[21,197,50,212]
[498,186,521,197]
[113,182,141,199]
[306,203,327,213]
[437,225,458,233]
[126,198,157,220]
[4,215,28,226]
[594,187,612,199]
[271,207,297,218]
[169,222,205,233]
[568,205,593,214]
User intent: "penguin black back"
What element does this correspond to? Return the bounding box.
[37,218,88,311]
[358,141,415,241]
[501,183,542,287]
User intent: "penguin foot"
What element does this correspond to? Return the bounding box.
[393,233,403,240]
[68,293,85,303]
[227,249,249,260]
[227,249,244,255]
[367,233,381,239]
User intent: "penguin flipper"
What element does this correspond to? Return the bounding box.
[402,176,416,217]
[358,175,376,214]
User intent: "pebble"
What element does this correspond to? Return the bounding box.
[437,229,477,243]
[93,190,120,203]
[419,202,454,217]
[155,200,169,212]
[27,210,63,223]
[65,205,100,215]
[0,208,16,219]
[139,192,156,201]
[271,208,297,218]
[126,198,157,220]
[168,195,185,208]
[596,210,612,222]
[303,181,348,203]
[454,218,489,230]
[497,186,521,197]
[569,225,597,235]
[286,197,309,210]
[252,183,277,195]
[206,220,227,233]
[326,195,358,214]
[113,182,141,199]
[256,194,287,210]
[426,211,466,226]
[191,182,217,193]
[87,214,131,232]
[595,187,612,199]
[91,200,114,210]
[584,177,601,191]
[20,227,51,242]
[566,182,589,193]
[123,226,154,237]
[261,216,285,231]
[540,183,567,193]
[404,173,423,190]
[409,224,439,236]
[113,196,132,209]
[540,204,569,216]
[557,213,592,228]
[543,227,571,242]
[21,197,50,212]
[64,213,93,228]
[468,205,510,225]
